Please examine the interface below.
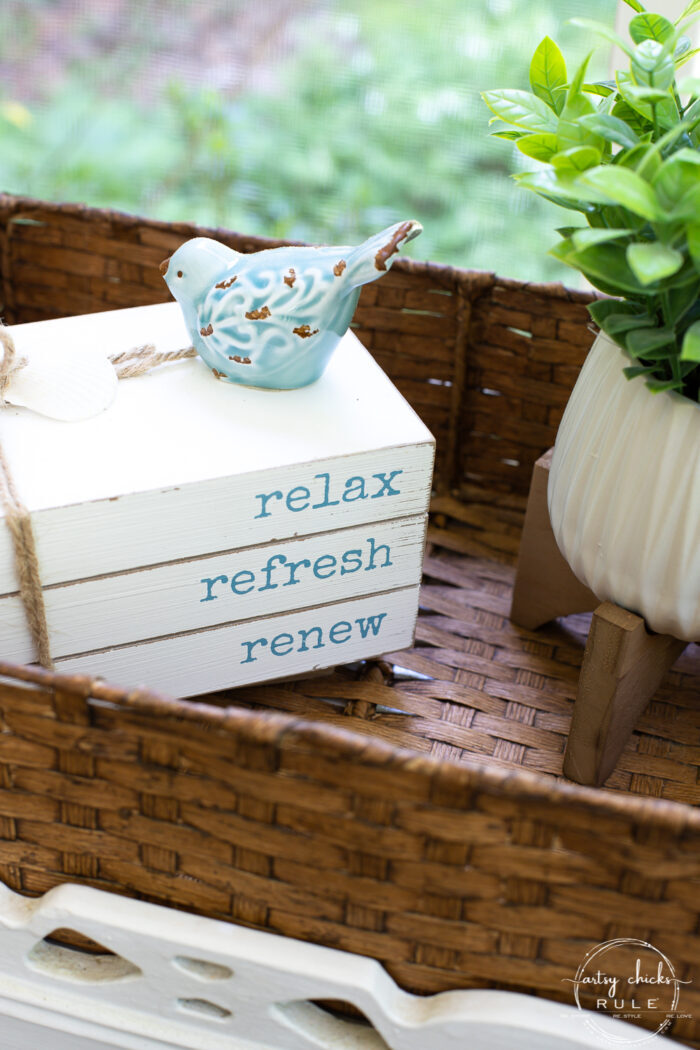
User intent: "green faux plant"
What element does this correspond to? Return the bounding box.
[482,0,700,399]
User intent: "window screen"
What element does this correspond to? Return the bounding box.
[1,0,617,281]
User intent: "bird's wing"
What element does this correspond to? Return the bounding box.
[198,253,350,335]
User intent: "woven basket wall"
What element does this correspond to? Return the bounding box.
[0,195,698,1047]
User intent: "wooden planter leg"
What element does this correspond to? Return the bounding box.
[563,602,687,787]
[510,450,597,630]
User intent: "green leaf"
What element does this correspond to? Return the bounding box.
[515,168,608,209]
[623,364,660,380]
[522,168,608,202]
[552,146,601,172]
[583,82,615,97]
[620,0,646,12]
[602,312,659,338]
[687,223,700,270]
[685,98,700,145]
[614,144,660,183]
[623,84,675,104]
[646,377,684,392]
[681,319,700,360]
[631,40,676,90]
[629,13,676,45]
[674,36,692,59]
[556,226,583,238]
[481,90,558,132]
[633,342,681,359]
[669,183,700,222]
[651,149,700,211]
[569,19,632,58]
[667,279,700,322]
[490,129,526,140]
[627,242,684,284]
[529,37,567,114]
[625,326,676,356]
[611,98,652,137]
[550,239,649,295]
[571,227,634,249]
[555,58,599,156]
[516,132,558,161]
[616,72,679,129]
[677,0,700,22]
[556,118,600,153]
[567,52,593,101]
[577,113,640,149]
[679,77,700,96]
[576,165,662,221]
[676,46,700,69]
[588,299,639,326]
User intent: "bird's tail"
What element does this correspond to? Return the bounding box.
[345,220,422,289]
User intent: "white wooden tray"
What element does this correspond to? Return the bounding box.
[0,880,675,1049]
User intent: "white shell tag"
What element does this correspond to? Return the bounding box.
[4,349,118,421]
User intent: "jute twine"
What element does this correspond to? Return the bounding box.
[0,323,196,669]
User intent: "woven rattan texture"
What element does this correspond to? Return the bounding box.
[0,194,596,496]
[0,197,698,1046]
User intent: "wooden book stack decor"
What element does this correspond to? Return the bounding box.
[0,302,434,695]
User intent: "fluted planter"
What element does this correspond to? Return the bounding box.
[548,330,700,641]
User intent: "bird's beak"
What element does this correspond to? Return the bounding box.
[159,257,170,275]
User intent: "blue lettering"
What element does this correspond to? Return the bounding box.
[340,549,362,574]
[355,613,387,639]
[329,620,352,643]
[200,575,228,602]
[372,470,402,498]
[254,490,283,518]
[270,632,294,656]
[298,626,324,651]
[366,537,392,570]
[241,637,268,663]
[342,476,367,502]
[259,554,287,592]
[284,558,311,586]
[286,485,310,512]
[311,472,340,509]
[313,554,337,579]
[230,570,255,595]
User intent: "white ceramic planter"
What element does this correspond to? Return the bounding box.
[548,331,700,641]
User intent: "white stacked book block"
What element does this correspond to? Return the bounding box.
[0,302,434,696]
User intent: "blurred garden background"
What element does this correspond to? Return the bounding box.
[0,0,618,281]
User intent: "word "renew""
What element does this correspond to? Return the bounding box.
[241,611,388,663]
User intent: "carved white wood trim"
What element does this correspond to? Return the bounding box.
[0,880,678,1050]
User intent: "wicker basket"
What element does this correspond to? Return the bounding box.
[1,195,698,1046]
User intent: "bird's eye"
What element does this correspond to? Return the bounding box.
[177,270,183,278]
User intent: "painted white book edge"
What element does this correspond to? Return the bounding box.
[0,515,427,663]
[53,586,421,696]
[0,441,435,593]
[3,303,434,512]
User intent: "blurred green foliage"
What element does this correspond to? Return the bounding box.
[0,0,613,280]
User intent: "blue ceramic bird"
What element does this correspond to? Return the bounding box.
[160,219,422,389]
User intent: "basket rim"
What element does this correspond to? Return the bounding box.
[2,658,697,832]
[0,192,598,304]
[1,193,687,832]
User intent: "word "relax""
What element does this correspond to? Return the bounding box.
[254,470,402,518]
[241,612,387,663]
[200,537,392,601]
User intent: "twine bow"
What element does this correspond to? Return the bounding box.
[0,325,52,667]
[0,322,195,670]
[0,325,27,404]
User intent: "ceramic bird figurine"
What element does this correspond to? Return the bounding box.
[160,219,422,389]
